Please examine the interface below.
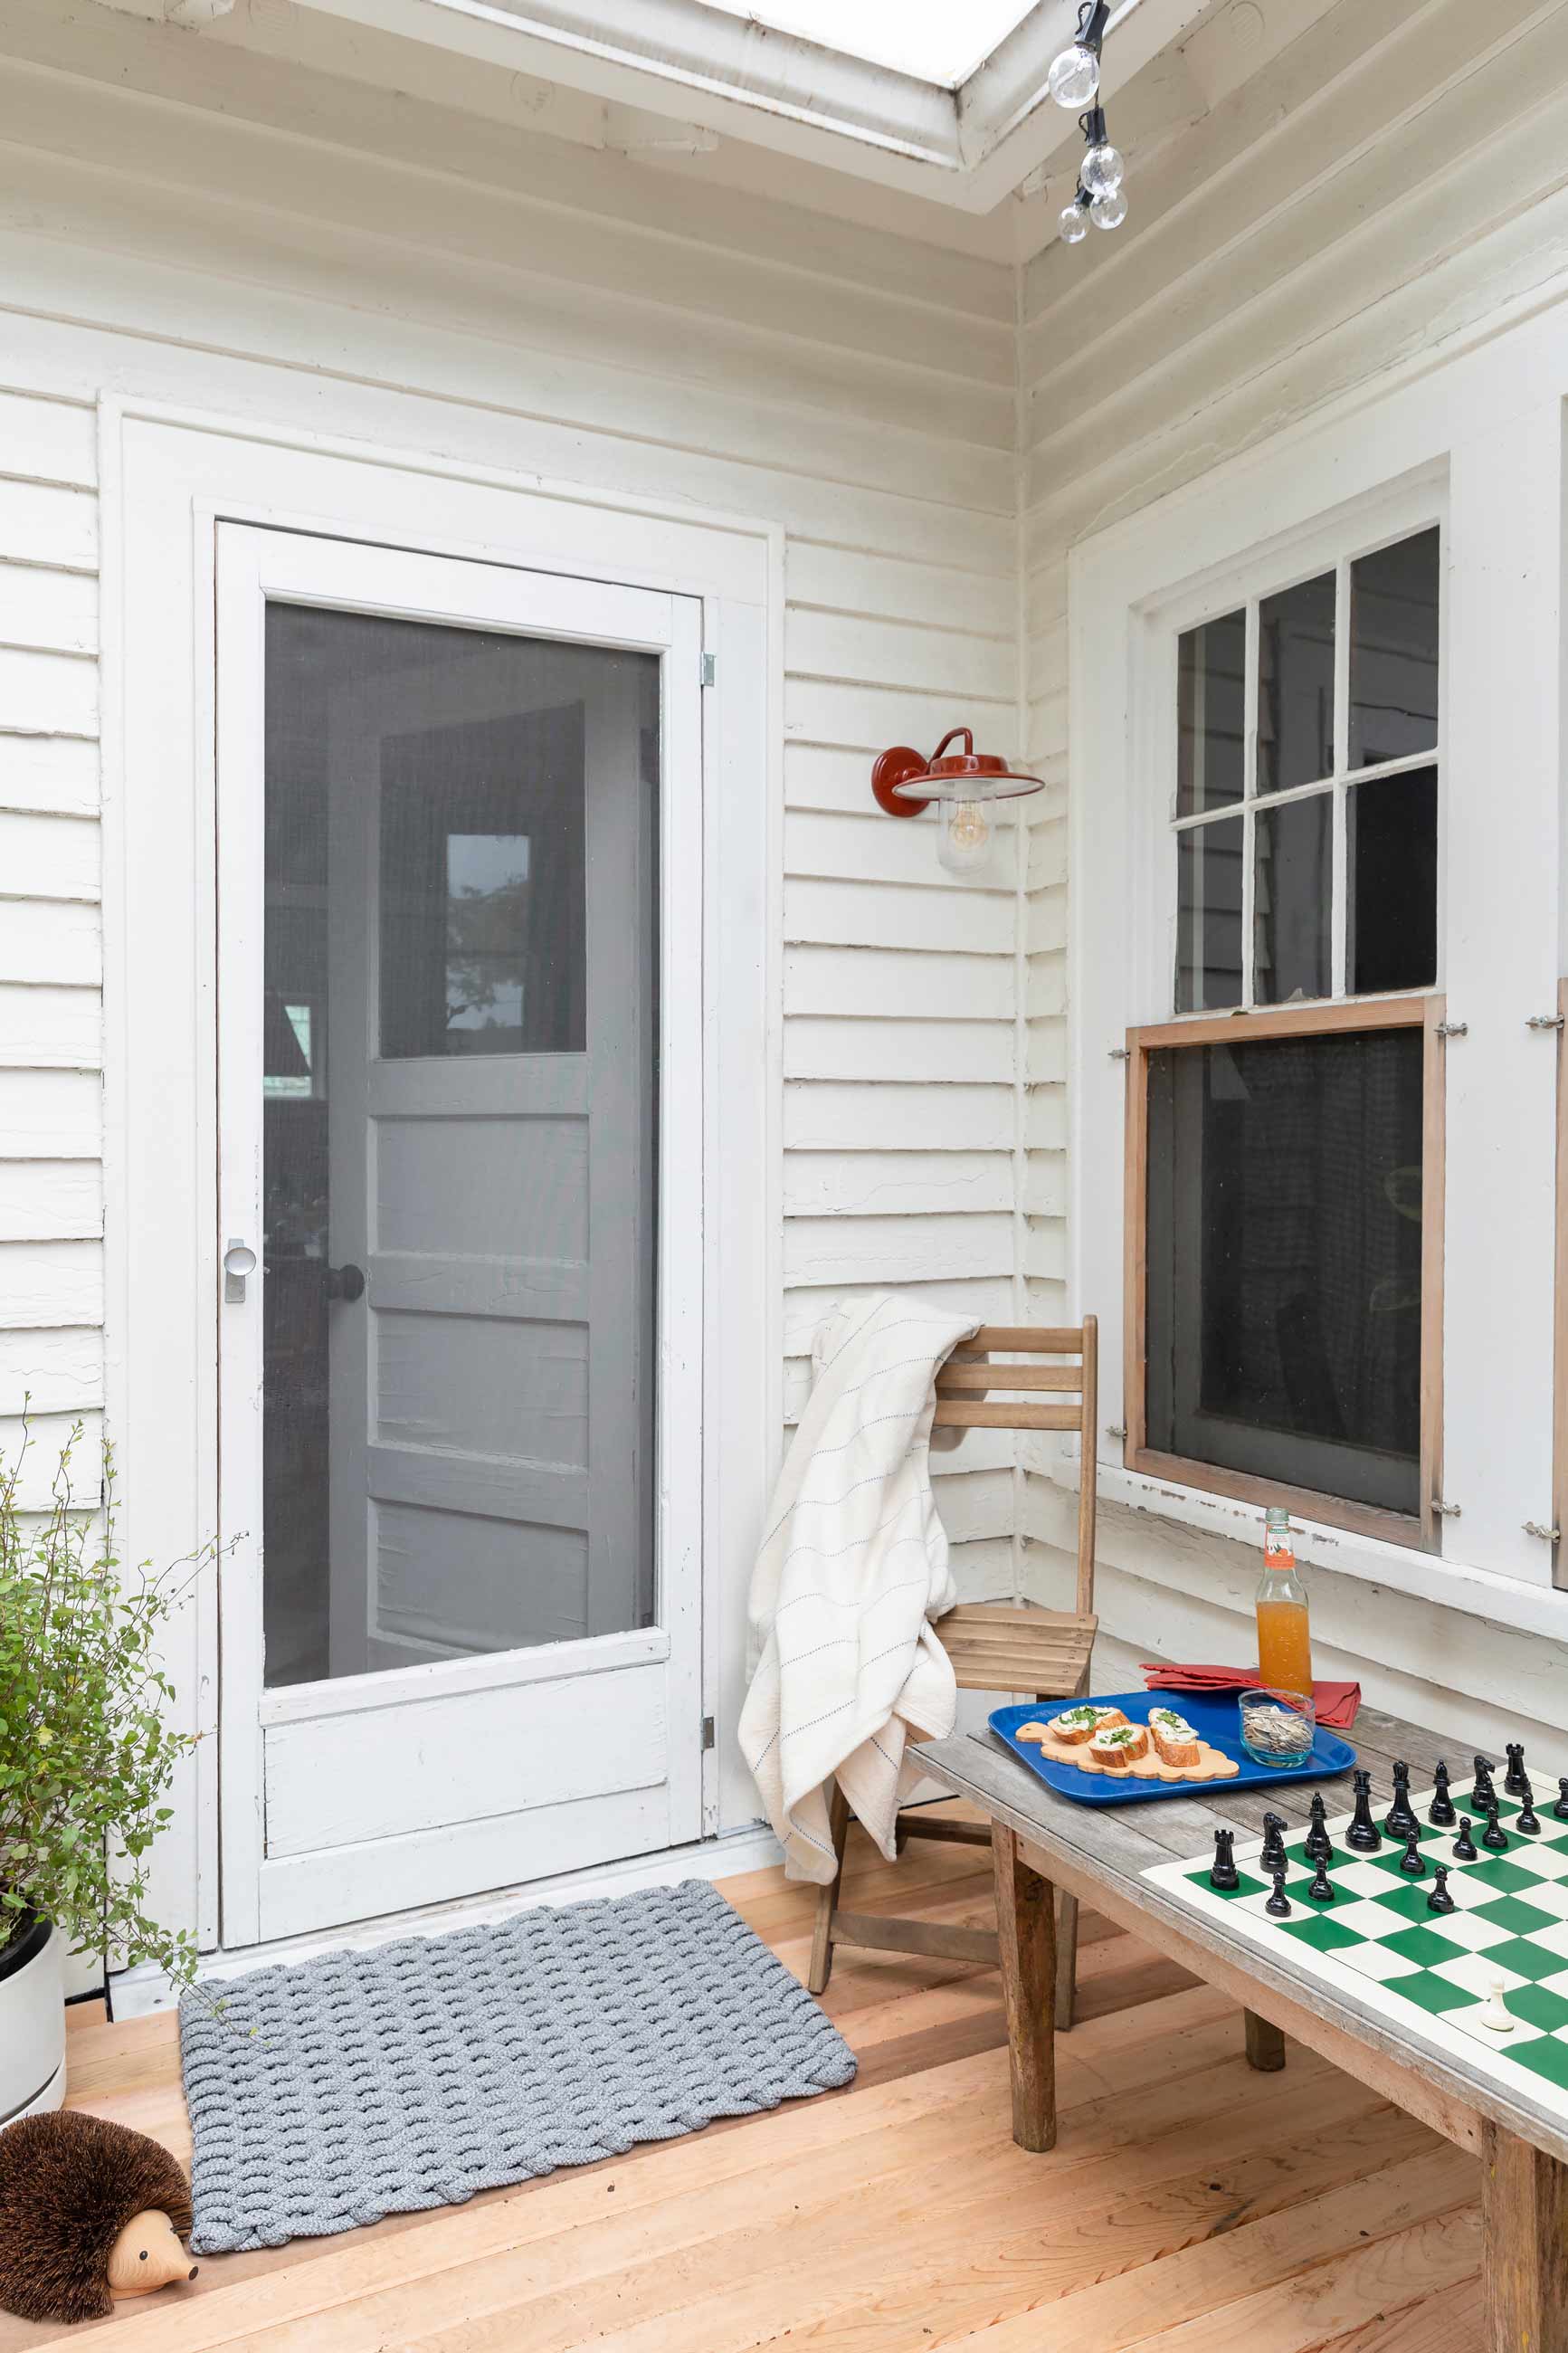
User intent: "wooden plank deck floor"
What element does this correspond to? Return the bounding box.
[2,1803,1482,2350]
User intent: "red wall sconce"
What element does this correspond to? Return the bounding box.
[871,729,1046,876]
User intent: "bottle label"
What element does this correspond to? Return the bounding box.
[1264,1527,1294,1570]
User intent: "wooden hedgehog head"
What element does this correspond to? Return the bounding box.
[0,2110,195,2324]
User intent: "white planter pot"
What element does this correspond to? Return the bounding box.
[0,1920,65,2126]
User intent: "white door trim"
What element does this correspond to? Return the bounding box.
[101,397,780,1959]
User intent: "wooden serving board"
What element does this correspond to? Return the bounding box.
[1014,1724,1240,1784]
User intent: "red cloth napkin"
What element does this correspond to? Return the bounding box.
[1141,1662,1361,1732]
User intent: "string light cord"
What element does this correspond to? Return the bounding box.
[1048,3,1127,241]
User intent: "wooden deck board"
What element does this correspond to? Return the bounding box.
[0,1801,1480,2350]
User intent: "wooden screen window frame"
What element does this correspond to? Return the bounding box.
[1124,994,1447,1555]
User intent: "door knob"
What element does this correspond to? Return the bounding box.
[223,1239,257,1305]
[326,1263,366,1303]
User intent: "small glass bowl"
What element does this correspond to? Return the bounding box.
[1239,1685,1316,1768]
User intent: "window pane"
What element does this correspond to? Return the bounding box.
[1176,818,1243,1013]
[1253,793,1331,1005]
[1145,1029,1423,1519]
[1177,611,1245,815]
[1258,572,1335,795]
[1348,765,1438,996]
[380,704,586,1060]
[1350,529,1439,768]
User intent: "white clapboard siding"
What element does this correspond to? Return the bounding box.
[0,1408,102,1510]
[0,1158,101,1242]
[0,0,1034,1738]
[0,736,98,817]
[0,1324,102,1415]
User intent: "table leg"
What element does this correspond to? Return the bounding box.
[1483,2121,1568,2351]
[992,1824,1057,2153]
[1243,2010,1286,2072]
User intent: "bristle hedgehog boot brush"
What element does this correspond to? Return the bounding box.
[0,2109,195,2322]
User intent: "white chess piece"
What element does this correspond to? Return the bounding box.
[1478,1977,1515,2034]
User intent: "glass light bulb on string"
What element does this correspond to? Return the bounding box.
[936,798,993,878]
[1090,187,1127,230]
[1059,201,1090,245]
[1046,43,1100,109]
[1081,142,1125,198]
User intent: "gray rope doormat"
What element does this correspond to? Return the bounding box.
[179,1877,856,2253]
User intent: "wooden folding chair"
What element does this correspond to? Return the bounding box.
[806,1319,1099,2029]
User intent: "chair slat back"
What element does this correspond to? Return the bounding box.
[934,1317,1098,1616]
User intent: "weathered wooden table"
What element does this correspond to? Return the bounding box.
[920,1705,1568,2353]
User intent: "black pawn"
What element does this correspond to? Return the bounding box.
[1469,1756,1497,1813]
[1428,1763,1457,1828]
[1518,1781,1542,1835]
[1506,1743,1529,1798]
[1384,1762,1420,1839]
[1555,1778,1568,1824]
[1305,1793,1335,1866]
[1482,1801,1509,1852]
[1259,1813,1288,1876]
[1345,1769,1382,1852]
[1399,1824,1427,1878]
[1427,1865,1457,1916]
[1453,1815,1478,1862]
[1210,1828,1240,1891]
[1307,1858,1335,1903]
[1265,1869,1292,1919]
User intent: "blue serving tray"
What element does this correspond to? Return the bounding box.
[989,1687,1357,1805]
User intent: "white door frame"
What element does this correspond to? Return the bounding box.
[103,400,781,1961]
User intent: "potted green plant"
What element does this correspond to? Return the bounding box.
[0,1422,204,2123]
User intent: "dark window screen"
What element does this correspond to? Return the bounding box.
[1145,1028,1422,1518]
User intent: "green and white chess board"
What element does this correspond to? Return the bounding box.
[1144,1785,1568,2115]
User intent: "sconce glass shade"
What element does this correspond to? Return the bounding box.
[936,799,994,876]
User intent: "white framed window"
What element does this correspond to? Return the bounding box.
[1116,488,1449,1550]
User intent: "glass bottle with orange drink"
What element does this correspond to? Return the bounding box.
[1256,1507,1312,1696]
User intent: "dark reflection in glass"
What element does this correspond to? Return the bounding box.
[1258,572,1335,796]
[1348,765,1438,996]
[1254,794,1331,1005]
[1176,818,1243,1014]
[1351,530,1439,769]
[1145,1030,1422,1518]
[1177,611,1246,816]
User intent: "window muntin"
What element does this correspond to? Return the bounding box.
[1174,528,1440,1015]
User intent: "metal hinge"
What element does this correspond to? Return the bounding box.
[1107,1424,1127,1442]
[1435,1021,1468,1040]
[701,1715,716,1751]
[1525,1522,1562,1543]
[1528,1014,1565,1032]
[1108,1047,1129,1061]
[1431,1495,1462,1519]
[699,652,716,688]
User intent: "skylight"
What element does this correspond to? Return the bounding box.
[700,0,1040,88]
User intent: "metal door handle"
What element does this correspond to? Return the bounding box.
[223,1239,257,1304]
[326,1263,366,1303]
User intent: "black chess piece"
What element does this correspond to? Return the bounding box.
[1470,1756,1497,1813]
[1453,1815,1479,1861]
[1506,1742,1529,1798]
[1427,1865,1457,1915]
[1384,1761,1420,1839]
[1210,1827,1240,1891]
[1482,1800,1509,1852]
[1345,1769,1382,1853]
[1307,1858,1335,1903]
[1399,1824,1427,1878]
[1265,1869,1292,1918]
[1555,1777,1568,1824]
[1259,1813,1288,1876]
[1305,1793,1335,1867]
[1518,1780,1542,1834]
[1428,1762,1457,1828]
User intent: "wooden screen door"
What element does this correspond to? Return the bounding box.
[214,526,705,1945]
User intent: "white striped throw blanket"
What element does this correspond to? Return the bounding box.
[739,1292,980,1883]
